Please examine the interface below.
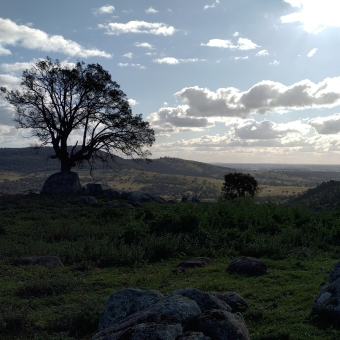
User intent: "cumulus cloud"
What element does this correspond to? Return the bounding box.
[0,74,21,90]
[270,60,280,66]
[201,38,259,50]
[134,42,155,49]
[0,61,33,73]
[117,62,145,69]
[99,21,175,35]
[122,52,133,58]
[307,48,318,57]
[94,5,115,15]
[233,56,249,60]
[309,113,340,134]
[282,0,340,33]
[128,99,139,106]
[0,18,112,58]
[152,58,206,65]
[148,77,340,135]
[145,7,158,14]
[256,50,269,56]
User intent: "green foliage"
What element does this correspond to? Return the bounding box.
[221,172,259,200]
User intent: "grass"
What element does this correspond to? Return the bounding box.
[0,194,340,339]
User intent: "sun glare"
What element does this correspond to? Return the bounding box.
[282,0,340,33]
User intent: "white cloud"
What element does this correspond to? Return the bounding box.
[309,114,340,134]
[281,0,340,33]
[270,60,280,66]
[128,99,139,106]
[0,18,111,58]
[307,48,318,57]
[94,5,115,15]
[201,37,259,50]
[117,62,145,69]
[134,42,155,49]
[152,58,206,65]
[234,56,249,60]
[145,52,157,56]
[99,21,175,36]
[233,32,240,37]
[0,45,11,55]
[122,52,133,58]
[256,50,269,56]
[0,74,21,90]
[148,77,340,135]
[204,4,216,10]
[0,61,34,73]
[145,7,158,14]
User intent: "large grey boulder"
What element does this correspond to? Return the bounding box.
[226,257,268,276]
[98,288,164,331]
[177,331,211,340]
[93,294,201,340]
[313,277,340,318]
[197,309,250,340]
[209,292,249,313]
[95,322,182,340]
[329,262,340,283]
[41,171,82,195]
[170,288,231,313]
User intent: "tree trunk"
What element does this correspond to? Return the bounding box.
[60,158,73,172]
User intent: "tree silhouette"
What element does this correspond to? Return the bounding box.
[221,172,259,200]
[1,57,155,173]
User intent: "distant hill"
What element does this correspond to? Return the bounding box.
[284,180,340,209]
[0,147,235,179]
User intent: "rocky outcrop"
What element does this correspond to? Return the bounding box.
[329,261,340,283]
[12,256,64,267]
[209,292,249,313]
[226,257,268,276]
[93,288,250,340]
[41,171,82,195]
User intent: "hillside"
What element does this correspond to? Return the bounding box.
[0,147,234,179]
[284,180,340,209]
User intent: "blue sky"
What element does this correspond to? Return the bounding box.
[1,0,340,164]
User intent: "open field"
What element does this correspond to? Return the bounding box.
[1,194,340,339]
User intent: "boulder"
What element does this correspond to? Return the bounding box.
[103,189,121,199]
[13,256,64,267]
[182,195,189,202]
[177,331,211,340]
[41,171,82,195]
[98,288,164,331]
[209,292,249,313]
[313,277,340,319]
[86,183,103,195]
[72,196,97,206]
[191,196,201,203]
[174,257,211,272]
[329,262,340,283]
[196,309,250,340]
[93,294,201,340]
[170,288,231,313]
[226,257,268,276]
[95,322,182,340]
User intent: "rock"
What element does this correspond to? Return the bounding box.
[121,191,133,200]
[209,292,249,313]
[153,195,167,203]
[139,194,154,202]
[197,309,250,340]
[177,331,211,340]
[329,262,340,283]
[313,277,340,318]
[93,294,201,340]
[86,183,103,195]
[41,171,82,195]
[182,195,189,202]
[191,196,200,203]
[96,322,182,340]
[226,257,268,276]
[13,256,64,267]
[174,257,211,271]
[72,196,97,206]
[98,288,164,331]
[170,288,231,313]
[103,189,121,199]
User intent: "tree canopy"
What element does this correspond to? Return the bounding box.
[221,172,259,200]
[0,57,155,173]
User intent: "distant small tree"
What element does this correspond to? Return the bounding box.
[221,172,259,200]
[1,57,155,174]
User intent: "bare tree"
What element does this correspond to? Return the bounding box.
[1,57,155,173]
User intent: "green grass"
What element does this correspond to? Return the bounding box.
[0,194,340,339]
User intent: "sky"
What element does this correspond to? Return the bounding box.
[1,0,340,164]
